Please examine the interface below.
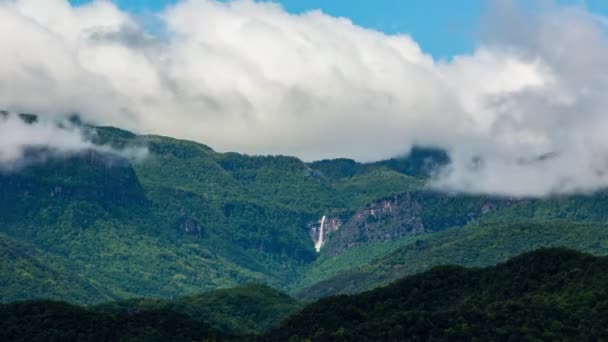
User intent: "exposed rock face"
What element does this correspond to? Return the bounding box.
[176,216,205,239]
[321,192,512,256]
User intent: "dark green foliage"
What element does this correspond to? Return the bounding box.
[97,284,303,334]
[369,146,450,177]
[5,249,607,340]
[0,300,234,341]
[0,284,300,340]
[268,248,608,341]
[309,146,449,180]
[0,150,148,211]
[308,158,365,180]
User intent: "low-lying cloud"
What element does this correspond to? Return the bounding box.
[0,0,607,196]
[0,113,147,170]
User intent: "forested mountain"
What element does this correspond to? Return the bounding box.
[4,249,607,340]
[3,114,608,308]
[295,221,608,298]
[95,284,303,335]
[2,0,605,339]
[0,116,434,303]
[268,248,608,341]
[0,300,235,341]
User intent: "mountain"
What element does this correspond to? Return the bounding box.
[0,233,111,303]
[0,300,235,342]
[291,189,608,297]
[3,114,608,306]
[267,248,608,341]
[4,248,607,340]
[0,284,300,341]
[294,221,608,298]
[0,115,431,303]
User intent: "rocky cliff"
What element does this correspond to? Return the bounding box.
[321,192,514,256]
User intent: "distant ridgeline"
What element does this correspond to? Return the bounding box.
[0,110,37,122]
[2,249,608,340]
[2,112,608,306]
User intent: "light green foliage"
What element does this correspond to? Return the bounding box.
[0,234,111,303]
[0,125,426,303]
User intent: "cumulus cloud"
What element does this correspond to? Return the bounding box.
[0,0,607,196]
[432,1,608,196]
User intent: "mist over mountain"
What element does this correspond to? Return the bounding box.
[0,112,147,171]
[2,0,608,196]
[2,0,608,340]
[1,118,608,302]
[1,116,608,339]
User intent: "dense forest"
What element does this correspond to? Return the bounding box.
[2,116,608,339]
[295,221,608,298]
[0,121,444,303]
[3,248,607,340]
[95,284,303,335]
[269,248,608,341]
[0,300,235,342]
[4,122,608,304]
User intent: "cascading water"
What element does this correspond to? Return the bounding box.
[315,215,327,252]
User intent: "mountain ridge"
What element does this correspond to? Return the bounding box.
[2,116,608,306]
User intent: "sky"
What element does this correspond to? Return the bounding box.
[3,0,608,197]
[67,0,608,58]
[68,0,485,58]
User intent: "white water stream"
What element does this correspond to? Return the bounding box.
[314,215,327,252]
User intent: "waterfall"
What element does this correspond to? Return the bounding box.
[315,215,327,252]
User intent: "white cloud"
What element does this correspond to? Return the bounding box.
[0,0,607,196]
[0,113,147,170]
[0,113,90,165]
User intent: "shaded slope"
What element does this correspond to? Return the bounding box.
[0,301,234,342]
[270,248,608,341]
[97,284,303,334]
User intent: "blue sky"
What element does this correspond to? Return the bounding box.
[69,0,608,58]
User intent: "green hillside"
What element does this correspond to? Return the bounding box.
[4,117,608,307]
[0,118,429,303]
[0,234,111,303]
[295,221,608,298]
[269,248,608,341]
[5,249,607,341]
